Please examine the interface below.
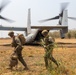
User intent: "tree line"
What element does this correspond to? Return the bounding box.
[49,30,76,39]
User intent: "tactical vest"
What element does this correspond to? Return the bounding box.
[11,37,18,48]
[44,35,54,45]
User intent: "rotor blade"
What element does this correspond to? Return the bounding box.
[68,17,76,20]
[59,2,69,17]
[0,0,10,12]
[61,2,69,13]
[39,15,59,22]
[0,15,15,23]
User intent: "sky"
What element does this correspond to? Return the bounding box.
[0,0,76,37]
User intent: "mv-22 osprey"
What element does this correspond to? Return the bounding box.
[0,2,73,44]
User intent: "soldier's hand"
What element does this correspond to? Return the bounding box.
[44,46,47,49]
[11,43,13,46]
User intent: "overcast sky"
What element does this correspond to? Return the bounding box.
[0,0,76,37]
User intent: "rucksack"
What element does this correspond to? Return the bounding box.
[17,34,26,45]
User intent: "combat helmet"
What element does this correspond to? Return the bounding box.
[8,31,14,36]
[41,30,48,36]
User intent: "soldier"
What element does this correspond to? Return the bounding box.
[41,30,59,69]
[8,31,29,70]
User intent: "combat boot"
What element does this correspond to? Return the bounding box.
[23,67,29,70]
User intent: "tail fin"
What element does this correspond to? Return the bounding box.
[62,10,68,25]
[60,10,68,39]
[27,8,31,35]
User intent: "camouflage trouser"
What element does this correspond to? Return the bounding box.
[13,45,28,68]
[44,46,58,69]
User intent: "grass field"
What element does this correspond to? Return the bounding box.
[0,38,76,75]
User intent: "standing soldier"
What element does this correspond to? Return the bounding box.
[41,30,59,69]
[8,31,29,70]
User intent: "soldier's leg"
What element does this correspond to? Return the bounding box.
[44,56,48,69]
[17,53,28,69]
[44,52,49,69]
[15,48,29,70]
[8,62,13,70]
[49,48,59,67]
[50,55,59,67]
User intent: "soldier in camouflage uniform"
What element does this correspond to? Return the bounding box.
[8,31,29,70]
[41,30,59,69]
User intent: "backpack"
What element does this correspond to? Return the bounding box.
[17,34,26,45]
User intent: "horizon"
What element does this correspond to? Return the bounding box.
[0,0,76,37]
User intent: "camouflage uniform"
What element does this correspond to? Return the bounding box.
[8,31,28,70]
[41,30,58,69]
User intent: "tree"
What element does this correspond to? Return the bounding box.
[67,32,71,39]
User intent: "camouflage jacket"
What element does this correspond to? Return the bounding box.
[11,36,23,50]
[41,35,54,49]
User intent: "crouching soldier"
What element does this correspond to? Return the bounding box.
[41,30,59,69]
[8,31,29,70]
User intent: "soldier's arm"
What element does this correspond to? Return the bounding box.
[14,45,23,51]
[40,39,46,48]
